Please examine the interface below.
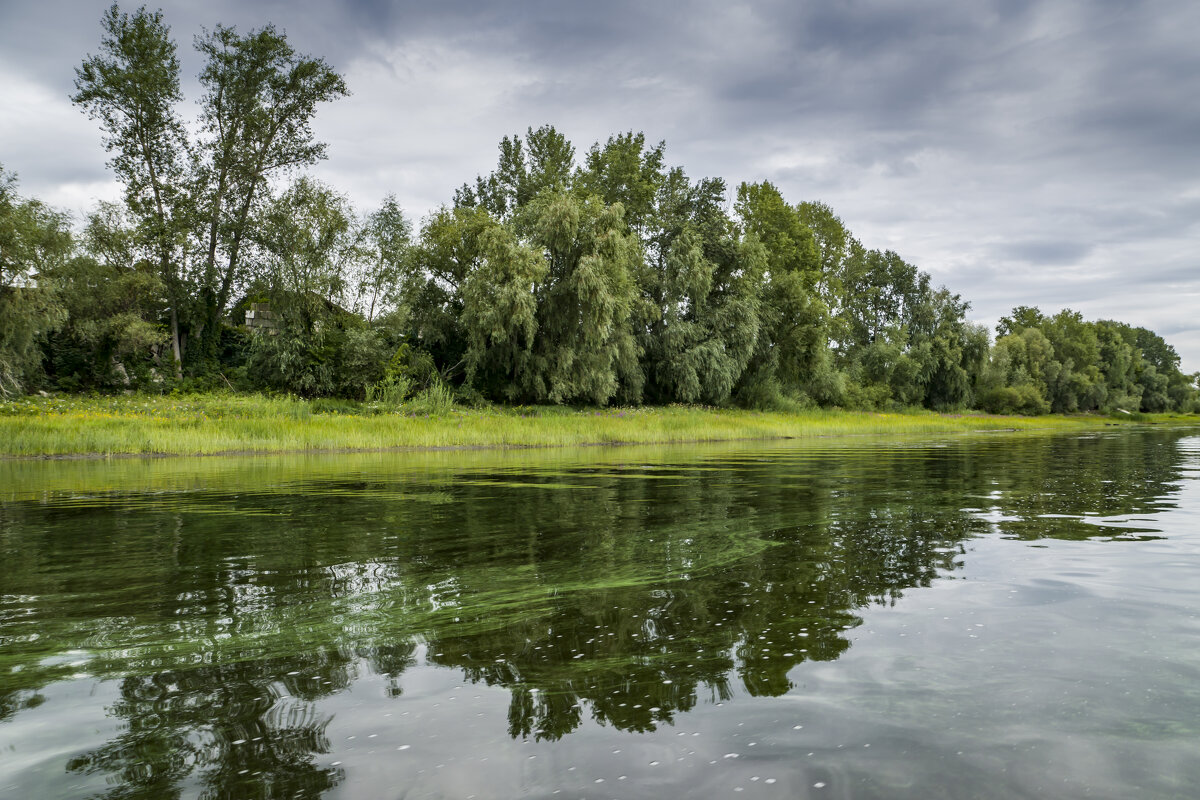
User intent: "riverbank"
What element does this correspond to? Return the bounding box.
[0,393,1186,458]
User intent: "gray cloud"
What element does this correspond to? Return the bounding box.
[2,0,1198,368]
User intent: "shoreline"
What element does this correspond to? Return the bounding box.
[3,393,1190,460]
[1,428,1032,462]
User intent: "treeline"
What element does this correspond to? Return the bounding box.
[1,5,1196,414]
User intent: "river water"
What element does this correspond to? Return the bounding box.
[2,427,1198,799]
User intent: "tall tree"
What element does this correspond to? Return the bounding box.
[352,196,410,325]
[576,132,666,238]
[639,169,763,405]
[460,221,546,399]
[735,181,838,406]
[795,201,849,315]
[402,204,497,379]
[191,23,348,367]
[523,192,643,404]
[72,3,187,377]
[457,125,576,223]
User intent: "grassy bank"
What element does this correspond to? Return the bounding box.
[0,393,1182,458]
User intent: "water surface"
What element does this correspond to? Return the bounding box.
[2,428,1199,799]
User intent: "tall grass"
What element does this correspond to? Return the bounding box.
[0,392,1166,458]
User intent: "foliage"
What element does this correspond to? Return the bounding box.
[735,181,839,407]
[0,168,69,396]
[457,125,577,222]
[23,16,1200,415]
[72,3,188,376]
[634,167,763,406]
[522,192,643,404]
[982,307,1198,415]
[73,4,349,376]
[43,204,167,391]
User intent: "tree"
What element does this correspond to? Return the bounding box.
[351,196,410,325]
[401,205,497,381]
[576,132,666,239]
[522,192,643,404]
[43,203,167,391]
[996,305,1046,338]
[735,182,838,407]
[460,221,546,399]
[907,288,981,409]
[457,125,576,223]
[74,7,349,377]
[191,22,349,368]
[638,169,762,405]
[977,327,1056,415]
[0,168,70,396]
[72,3,188,377]
[246,178,386,397]
[795,200,849,315]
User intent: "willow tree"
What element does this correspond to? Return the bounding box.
[637,169,763,405]
[460,221,546,399]
[523,192,643,404]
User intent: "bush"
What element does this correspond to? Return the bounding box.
[978,383,1049,415]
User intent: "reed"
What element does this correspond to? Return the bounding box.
[0,392,1157,458]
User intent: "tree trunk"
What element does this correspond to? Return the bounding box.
[170,305,183,379]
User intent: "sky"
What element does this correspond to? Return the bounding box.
[2,0,1198,369]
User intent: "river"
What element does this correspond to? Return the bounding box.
[2,427,1198,799]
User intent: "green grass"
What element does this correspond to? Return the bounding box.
[0,392,1184,458]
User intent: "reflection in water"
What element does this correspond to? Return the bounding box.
[0,429,1197,798]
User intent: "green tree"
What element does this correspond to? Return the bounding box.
[460,220,546,399]
[457,125,577,223]
[978,326,1057,415]
[735,181,838,407]
[72,3,188,377]
[907,288,982,409]
[247,178,386,397]
[0,168,69,396]
[1094,320,1143,411]
[522,192,643,404]
[401,205,497,382]
[576,131,666,238]
[795,200,850,316]
[191,22,349,369]
[638,169,763,404]
[43,203,167,391]
[351,196,410,325]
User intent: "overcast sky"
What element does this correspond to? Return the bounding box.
[2,0,1198,368]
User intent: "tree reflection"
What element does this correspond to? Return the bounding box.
[0,429,1193,795]
[65,654,352,799]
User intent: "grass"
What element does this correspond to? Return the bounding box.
[0,392,1187,458]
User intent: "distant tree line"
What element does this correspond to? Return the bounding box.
[1,4,1196,413]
